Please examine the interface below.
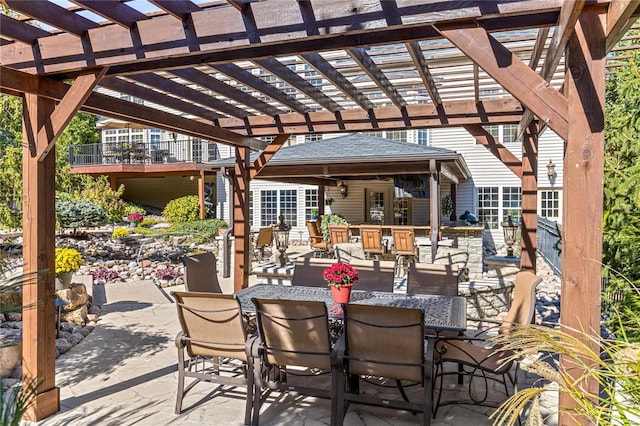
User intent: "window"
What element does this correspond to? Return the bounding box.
[541,190,560,218]
[386,130,407,142]
[249,190,254,227]
[280,190,298,227]
[477,186,522,229]
[417,129,429,146]
[304,134,323,142]
[502,124,521,144]
[477,187,499,229]
[150,129,161,148]
[481,124,521,144]
[502,186,522,222]
[260,190,278,226]
[260,189,298,227]
[305,189,318,220]
[366,191,385,223]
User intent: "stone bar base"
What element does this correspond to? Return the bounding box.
[459,279,515,319]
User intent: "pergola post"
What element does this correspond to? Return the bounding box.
[559,6,605,425]
[429,159,440,261]
[233,147,251,291]
[520,123,538,271]
[198,171,205,220]
[21,93,60,421]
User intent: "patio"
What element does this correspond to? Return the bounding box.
[33,271,559,426]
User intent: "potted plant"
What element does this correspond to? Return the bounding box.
[55,247,83,289]
[323,262,359,303]
[126,212,144,228]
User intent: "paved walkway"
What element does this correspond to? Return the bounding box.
[31,270,558,426]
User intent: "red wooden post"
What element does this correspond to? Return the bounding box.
[21,93,60,421]
[520,123,538,271]
[233,147,251,291]
[560,6,606,425]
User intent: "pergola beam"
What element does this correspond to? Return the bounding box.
[0,2,567,75]
[606,0,640,52]
[437,25,569,141]
[517,1,585,138]
[37,68,107,161]
[0,66,267,150]
[251,134,290,179]
[462,124,523,178]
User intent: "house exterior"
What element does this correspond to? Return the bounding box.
[88,123,564,248]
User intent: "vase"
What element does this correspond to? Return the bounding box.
[330,284,352,304]
[57,272,73,289]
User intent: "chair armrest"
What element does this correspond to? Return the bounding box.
[246,335,262,359]
[175,331,186,349]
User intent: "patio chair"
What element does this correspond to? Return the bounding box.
[291,257,338,287]
[329,225,350,245]
[250,298,338,425]
[306,220,331,258]
[347,259,396,292]
[172,291,254,424]
[180,252,222,293]
[391,226,418,277]
[407,263,460,296]
[359,225,386,260]
[432,270,542,417]
[333,303,432,425]
[252,226,273,262]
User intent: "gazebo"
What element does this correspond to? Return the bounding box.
[1,1,636,423]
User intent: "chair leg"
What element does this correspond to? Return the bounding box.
[244,358,254,426]
[175,349,186,414]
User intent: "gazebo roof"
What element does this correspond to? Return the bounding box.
[211,134,470,183]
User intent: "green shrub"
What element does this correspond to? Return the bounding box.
[140,217,161,227]
[123,202,147,218]
[162,195,207,223]
[80,176,127,223]
[170,219,228,238]
[111,227,130,238]
[320,214,348,240]
[56,200,109,230]
[0,204,21,230]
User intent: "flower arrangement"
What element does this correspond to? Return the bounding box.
[322,262,359,289]
[126,212,144,224]
[55,247,83,275]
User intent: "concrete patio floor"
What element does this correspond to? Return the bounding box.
[30,260,559,426]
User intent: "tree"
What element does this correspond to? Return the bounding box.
[603,42,640,340]
[0,94,99,228]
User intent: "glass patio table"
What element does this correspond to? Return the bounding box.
[235,284,467,333]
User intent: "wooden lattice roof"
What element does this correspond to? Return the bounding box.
[2,1,638,151]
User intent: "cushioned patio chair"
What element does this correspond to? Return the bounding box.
[180,252,222,293]
[250,298,338,425]
[333,303,432,425]
[432,270,542,417]
[306,220,331,258]
[407,263,460,296]
[172,291,254,424]
[347,259,396,292]
[252,226,273,262]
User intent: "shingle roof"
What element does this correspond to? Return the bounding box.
[213,134,461,165]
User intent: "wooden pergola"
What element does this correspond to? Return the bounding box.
[1,1,637,423]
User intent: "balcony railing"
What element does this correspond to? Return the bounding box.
[69,140,219,166]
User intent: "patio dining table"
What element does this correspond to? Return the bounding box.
[235,284,467,333]
[236,284,466,426]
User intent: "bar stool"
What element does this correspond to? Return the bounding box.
[390,225,418,277]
